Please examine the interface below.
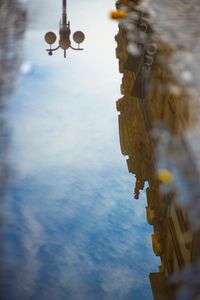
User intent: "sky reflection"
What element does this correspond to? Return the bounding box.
[2,1,159,299]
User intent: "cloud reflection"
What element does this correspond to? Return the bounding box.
[3,1,159,299]
[4,168,156,300]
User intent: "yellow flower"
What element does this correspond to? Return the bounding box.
[157,169,174,184]
[110,10,128,20]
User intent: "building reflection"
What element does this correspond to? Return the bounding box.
[115,1,200,299]
[0,1,26,297]
[0,0,26,200]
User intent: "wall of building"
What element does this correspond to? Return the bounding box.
[114,1,200,299]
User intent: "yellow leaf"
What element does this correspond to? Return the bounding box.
[157,169,174,184]
[109,10,128,20]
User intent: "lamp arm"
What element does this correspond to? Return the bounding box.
[46,45,60,52]
[70,45,83,51]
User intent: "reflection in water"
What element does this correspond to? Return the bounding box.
[115,1,200,299]
[0,1,26,96]
[0,1,26,290]
[0,1,158,300]
[0,0,26,201]
[44,0,85,58]
[1,0,200,299]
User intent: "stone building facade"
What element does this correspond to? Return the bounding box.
[115,0,200,299]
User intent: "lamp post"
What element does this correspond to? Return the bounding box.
[44,0,85,58]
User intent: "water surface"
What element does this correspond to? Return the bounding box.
[1,1,159,299]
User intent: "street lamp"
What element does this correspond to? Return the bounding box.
[44,0,85,58]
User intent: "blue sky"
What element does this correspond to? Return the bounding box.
[3,1,159,299]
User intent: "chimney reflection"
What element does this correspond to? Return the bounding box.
[115,1,200,299]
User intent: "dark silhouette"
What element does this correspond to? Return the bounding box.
[44,0,85,58]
